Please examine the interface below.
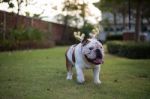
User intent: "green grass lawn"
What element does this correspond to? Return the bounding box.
[0,47,150,99]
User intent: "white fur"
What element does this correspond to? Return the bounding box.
[66,38,104,84]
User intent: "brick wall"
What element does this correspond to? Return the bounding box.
[0,10,76,45]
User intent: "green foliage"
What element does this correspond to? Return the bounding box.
[0,39,54,51]
[0,0,14,8]
[80,23,95,37]
[107,41,150,59]
[96,0,127,12]
[0,40,14,50]
[11,27,43,41]
[55,0,84,27]
[100,19,111,27]
[8,2,14,8]
[0,27,55,51]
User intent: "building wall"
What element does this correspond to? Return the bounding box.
[0,10,76,45]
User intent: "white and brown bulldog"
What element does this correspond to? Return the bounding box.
[65,31,104,84]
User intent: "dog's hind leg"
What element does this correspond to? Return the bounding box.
[65,54,73,80]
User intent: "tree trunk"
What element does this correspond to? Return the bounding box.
[113,12,117,34]
[135,0,142,42]
[81,2,86,27]
[122,12,126,30]
[3,11,6,40]
[128,0,131,30]
[14,0,21,29]
[61,15,69,43]
[15,15,19,29]
[146,18,150,26]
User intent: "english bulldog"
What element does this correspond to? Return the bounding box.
[65,31,104,84]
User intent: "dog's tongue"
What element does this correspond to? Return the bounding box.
[94,59,104,64]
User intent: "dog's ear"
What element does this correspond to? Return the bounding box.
[82,38,90,46]
[98,39,103,45]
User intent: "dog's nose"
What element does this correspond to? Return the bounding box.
[95,49,100,54]
[95,49,102,58]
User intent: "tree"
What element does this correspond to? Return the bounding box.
[96,0,150,42]
[0,0,14,8]
[131,0,150,42]
[0,0,31,40]
[0,0,14,40]
[97,0,128,32]
[53,0,101,43]
[54,0,86,28]
[15,0,30,28]
[134,0,142,42]
[0,0,30,15]
[1,0,30,29]
[53,0,90,42]
[142,7,150,26]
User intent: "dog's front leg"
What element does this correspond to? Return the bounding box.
[75,65,85,84]
[93,65,101,84]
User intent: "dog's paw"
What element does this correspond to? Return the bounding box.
[66,73,73,80]
[94,80,101,84]
[66,75,72,80]
[77,80,85,84]
[77,76,85,84]
[66,77,72,80]
[77,81,85,85]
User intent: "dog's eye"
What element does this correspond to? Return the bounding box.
[89,47,94,50]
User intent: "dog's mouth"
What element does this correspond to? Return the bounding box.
[93,58,104,64]
[85,55,104,65]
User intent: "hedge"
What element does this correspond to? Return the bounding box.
[107,41,150,59]
[0,27,55,51]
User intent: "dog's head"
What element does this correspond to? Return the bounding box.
[74,29,104,65]
[81,38,104,65]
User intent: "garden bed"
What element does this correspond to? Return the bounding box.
[0,40,55,51]
[0,27,55,51]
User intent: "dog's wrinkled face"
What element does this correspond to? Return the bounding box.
[82,38,104,65]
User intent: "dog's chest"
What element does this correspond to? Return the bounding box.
[83,63,95,69]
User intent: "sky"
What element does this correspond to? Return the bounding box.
[0,0,101,27]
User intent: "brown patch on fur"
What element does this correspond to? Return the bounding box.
[65,45,77,72]
[72,48,75,63]
[71,44,77,63]
[65,48,72,72]
[65,48,71,71]
[82,39,90,46]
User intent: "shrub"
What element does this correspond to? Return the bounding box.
[10,27,43,41]
[80,23,94,37]
[107,41,121,54]
[0,27,55,51]
[0,40,12,51]
[107,41,150,59]
[0,40,55,51]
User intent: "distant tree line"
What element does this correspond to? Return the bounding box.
[96,0,150,42]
